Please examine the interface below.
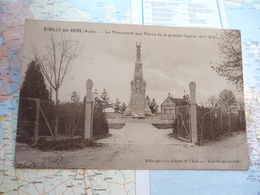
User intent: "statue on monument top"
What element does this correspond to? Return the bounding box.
[136,41,141,62]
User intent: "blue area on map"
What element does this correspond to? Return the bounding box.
[150,2,260,195]
[1,61,20,97]
[16,26,23,35]
[63,0,130,22]
[24,0,32,5]
[0,104,7,115]
[223,3,260,88]
[0,37,3,46]
[0,95,18,116]
[150,170,260,195]
[8,50,16,55]
[0,123,2,135]
[111,12,125,21]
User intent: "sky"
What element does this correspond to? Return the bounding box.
[22,20,244,108]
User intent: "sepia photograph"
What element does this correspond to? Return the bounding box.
[15,19,248,170]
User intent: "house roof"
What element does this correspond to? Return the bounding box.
[161,97,187,106]
[169,97,186,106]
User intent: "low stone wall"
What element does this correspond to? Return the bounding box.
[158,113,175,120]
[108,123,125,129]
[152,123,173,129]
[106,113,174,124]
[106,112,120,119]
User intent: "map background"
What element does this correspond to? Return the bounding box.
[150,0,260,194]
[0,0,136,194]
[0,0,259,194]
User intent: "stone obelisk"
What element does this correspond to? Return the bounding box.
[124,42,153,118]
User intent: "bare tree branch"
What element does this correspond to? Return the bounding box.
[31,32,84,104]
[211,30,243,91]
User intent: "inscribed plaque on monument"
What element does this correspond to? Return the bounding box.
[15,19,248,170]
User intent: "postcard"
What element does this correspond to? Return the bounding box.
[15,19,248,170]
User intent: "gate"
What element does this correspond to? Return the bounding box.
[176,105,191,142]
[17,98,54,145]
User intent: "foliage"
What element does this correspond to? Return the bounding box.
[58,102,84,136]
[49,99,109,137]
[93,96,109,135]
[32,33,84,136]
[36,137,93,151]
[197,90,245,145]
[113,98,121,113]
[207,95,218,108]
[93,89,99,100]
[18,61,52,144]
[17,99,56,141]
[150,98,159,114]
[71,91,80,103]
[211,30,243,91]
[217,89,237,112]
[82,89,109,135]
[120,102,127,112]
[19,58,46,122]
[99,88,113,111]
[146,96,158,114]
[20,60,50,100]
[32,33,84,105]
[39,100,56,136]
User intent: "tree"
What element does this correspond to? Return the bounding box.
[217,89,237,112]
[93,103,109,135]
[93,89,99,107]
[92,89,103,110]
[18,61,50,142]
[32,33,83,104]
[82,90,108,135]
[99,88,113,111]
[20,60,49,100]
[146,96,158,114]
[211,30,243,91]
[217,89,237,133]
[207,95,218,140]
[113,98,121,113]
[237,97,245,112]
[150,98,159,114]
[32,33,84,136]
[93,89,99,99]
[71,91,80,103]
[207,95,218,108]
[237,97,246,129]
[120,102,127,113]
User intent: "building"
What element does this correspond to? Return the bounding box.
[161,93,189,118]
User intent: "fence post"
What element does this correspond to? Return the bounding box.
[84,79,93,141]
[189,82,197,144]
[33,98,40,145]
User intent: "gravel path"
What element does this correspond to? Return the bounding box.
[96,123,181,145]
[15,125,248,170]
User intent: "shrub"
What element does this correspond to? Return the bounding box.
[36,137,94,151]
[58,102,85,136]
[93,105,109,135]
[58,101,109,137]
